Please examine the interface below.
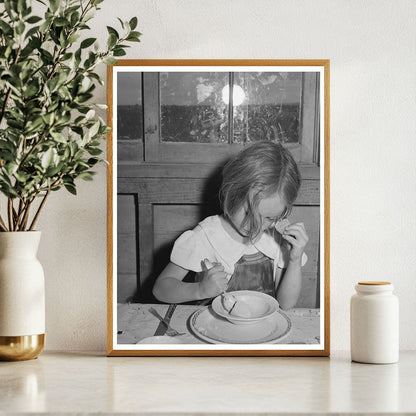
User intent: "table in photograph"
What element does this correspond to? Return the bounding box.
[117,303,320,345]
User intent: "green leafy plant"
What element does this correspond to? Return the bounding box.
[0,0,140,231]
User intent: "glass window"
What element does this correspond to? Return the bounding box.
[233,72,302,144]
[159,72,302,145]
[117,72,143,141]
[160,72,229,143]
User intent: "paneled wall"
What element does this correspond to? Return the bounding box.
[117,164,320,307]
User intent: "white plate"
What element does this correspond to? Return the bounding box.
[190,306,291,344]
[212,290,279,325]
[136,336,185,344]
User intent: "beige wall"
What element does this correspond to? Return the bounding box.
[34,0,416,351]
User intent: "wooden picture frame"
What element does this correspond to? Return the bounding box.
[107,60,330,356]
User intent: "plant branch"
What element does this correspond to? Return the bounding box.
[18,120,58,169]
[14,199,23,231]
[14,199,29,231]
[0,88,12,126]
[20,199,33,231]
[29,189,50,231]
[7,199,14,231]
[0,213,8,231]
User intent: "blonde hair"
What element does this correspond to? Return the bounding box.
[219,141,301,241]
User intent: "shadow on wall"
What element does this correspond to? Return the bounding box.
[131,163,225,304]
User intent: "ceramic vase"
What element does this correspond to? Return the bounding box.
[0,231,45,361]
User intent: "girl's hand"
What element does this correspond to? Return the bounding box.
[199,259,228,299]
[281,222,309,263]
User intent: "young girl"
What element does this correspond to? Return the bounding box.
[153,141,308,310]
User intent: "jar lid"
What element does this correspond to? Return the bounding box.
[355,281,394,293]
[358,281,391,285]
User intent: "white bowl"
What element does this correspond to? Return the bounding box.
[212,290,279,325]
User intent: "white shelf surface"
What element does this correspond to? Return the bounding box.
[0,350,415,415]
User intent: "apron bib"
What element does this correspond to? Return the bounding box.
[195,251,275,305]
[226,251,275,298]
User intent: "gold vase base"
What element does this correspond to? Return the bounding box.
[0,334,45,361]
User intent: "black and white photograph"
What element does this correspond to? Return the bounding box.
[107,60,329,356]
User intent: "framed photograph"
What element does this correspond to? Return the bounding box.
[107,60,330,356]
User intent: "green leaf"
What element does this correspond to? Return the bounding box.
[87,158,100,166]
[40,49,54,64]
[88,120,100,138]
[0,183,18,198]
[75,93,93,104]
[21,37,41,56]
[68,33,80,44]
[77,171,95,181]
[80,37,96,49]
[87,147,102,156]
[4,1,16,19]
[5,162,18,176]
[7,119,24,129]
[129,30,141,38]
[76,160,90,169]
[113,47,126,57]
[103,56,117,65]
[107,33,117,49]
[83,9,95,23]
[106,26,119,39]
[25,117,44,133]
[116,17,124,29]
[42,112,55,125]
[16,21,25,35]
[0,20,13,35]
[57,85,72,100]
[26,15,42,24]
[25,25,40,39]
[17,0,26,14]
[126,32,141,42]
[129,16,138,30]
[61,52,73,61]
[14,171,28,183]
[54,17,69,27]
[0,141,14,152]
[22,4,32,17]
[49,0,60,13]
[59,29,67,47]
[48,76,60,92]
[70,11,80,26]
[41,148,54,169]
[64,183,76,195]
[85,109,95,120]
[45,165,62,177]
[63,147,71,160]
[50,131,67,143]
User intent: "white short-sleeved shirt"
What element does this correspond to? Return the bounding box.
[170,215,307,281]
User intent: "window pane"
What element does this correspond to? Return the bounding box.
[160,72,229,143]
[117,72,143,141]
[233,72,302,144]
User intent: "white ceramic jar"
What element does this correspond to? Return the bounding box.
[350,281,399,364]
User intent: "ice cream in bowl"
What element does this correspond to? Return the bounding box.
[212,290,279,325]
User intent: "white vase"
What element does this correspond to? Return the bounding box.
[0,231,45,360]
